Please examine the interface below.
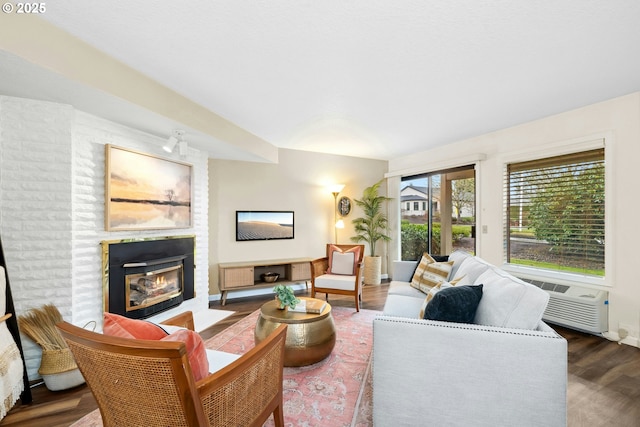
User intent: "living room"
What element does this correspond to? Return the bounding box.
[1,2,640,426]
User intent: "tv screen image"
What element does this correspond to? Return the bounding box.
[236,211,294,241]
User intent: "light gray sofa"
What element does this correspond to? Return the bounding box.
[373,250,567,427]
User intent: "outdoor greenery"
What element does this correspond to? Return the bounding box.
[351,180,392,257]
[401,221,472,260]
[451,178,475,222]
[510,258,604,276]
[527,162,604,260]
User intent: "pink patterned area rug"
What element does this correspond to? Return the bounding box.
[70,306,378,427]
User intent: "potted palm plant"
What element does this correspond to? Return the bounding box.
[350,179,392,285]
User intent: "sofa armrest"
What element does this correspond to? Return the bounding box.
[373,316,567,427]
[392,260,418,282]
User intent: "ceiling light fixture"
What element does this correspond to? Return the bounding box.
[164,129,185,153]
[163,136,178,153]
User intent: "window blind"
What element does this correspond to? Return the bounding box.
[505,148,605,276]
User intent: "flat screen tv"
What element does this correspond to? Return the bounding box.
[236,211,294,241]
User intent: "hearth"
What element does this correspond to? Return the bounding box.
[102,236,195,319]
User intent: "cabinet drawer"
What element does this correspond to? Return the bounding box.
[223,267,254,288]
[289,262,311,281]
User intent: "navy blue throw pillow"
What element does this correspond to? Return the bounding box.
[424,285,483,323]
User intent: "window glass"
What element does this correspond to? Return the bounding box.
[505,148,605,276]
[401,165,475,260]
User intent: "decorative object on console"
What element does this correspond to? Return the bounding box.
[350,179,392,285]
[261,272,280,283]
[105,144,193,231]
[273,284,300,310]
[17,305,85,391]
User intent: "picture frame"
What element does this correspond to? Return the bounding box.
[338,196,352,216]
[105,144,193,231]
[236,211,295,241]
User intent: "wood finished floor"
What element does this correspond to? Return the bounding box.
[2,283,639,427]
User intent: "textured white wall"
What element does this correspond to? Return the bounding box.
[0,96,209,379]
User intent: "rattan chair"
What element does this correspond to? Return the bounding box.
[57,314,287,427]
[311,244,365,311]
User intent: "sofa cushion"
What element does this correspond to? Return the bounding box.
[451,255,492,284]
[103,313,169,340]
[473,268,549,329]
[448,250,474,278]
[424,285,484,323]
[388,281,426,298]
[382,294,426,318]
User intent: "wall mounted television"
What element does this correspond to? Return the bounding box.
[236,211,295,241]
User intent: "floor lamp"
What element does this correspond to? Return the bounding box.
[329,184,345,243]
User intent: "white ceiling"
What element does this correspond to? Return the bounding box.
[3,1,640,161]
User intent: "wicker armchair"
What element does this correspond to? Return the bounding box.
[311,244,365,311]
[57,313,287,427]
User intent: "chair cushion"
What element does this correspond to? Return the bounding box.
[327,245,361,275]
[314,274,357,291]
[103,313,168,340]
[424,284,484,323]
[161,329,210,381]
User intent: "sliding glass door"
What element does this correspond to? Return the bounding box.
[400,165,476,260]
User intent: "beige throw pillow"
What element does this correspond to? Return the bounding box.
[417,261,454,294]
[410,253,436,290]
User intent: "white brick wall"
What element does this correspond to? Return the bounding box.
[0,96,209,380]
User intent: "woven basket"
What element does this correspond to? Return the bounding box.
[39,348,85,391]
[364,256,382,285]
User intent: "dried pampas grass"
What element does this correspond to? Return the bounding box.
[18,304,68,350]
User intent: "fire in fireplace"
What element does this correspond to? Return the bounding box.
[102,236,195,319]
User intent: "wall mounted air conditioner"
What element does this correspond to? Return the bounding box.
[523,279,608,334]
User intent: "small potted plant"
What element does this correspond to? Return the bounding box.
[273,284,300,310]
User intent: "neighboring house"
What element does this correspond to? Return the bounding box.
[400,184,439,217]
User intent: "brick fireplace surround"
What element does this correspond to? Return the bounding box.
[0,96,210,380]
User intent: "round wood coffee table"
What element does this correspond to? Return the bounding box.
[254,297,336,367]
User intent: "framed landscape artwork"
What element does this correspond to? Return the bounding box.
[105,144,193,231]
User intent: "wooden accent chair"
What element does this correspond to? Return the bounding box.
[310,244,365,312]
[57,313,287,427]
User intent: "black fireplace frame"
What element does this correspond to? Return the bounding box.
[102,236,195,319]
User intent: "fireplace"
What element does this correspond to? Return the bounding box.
[102,236,195,319]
